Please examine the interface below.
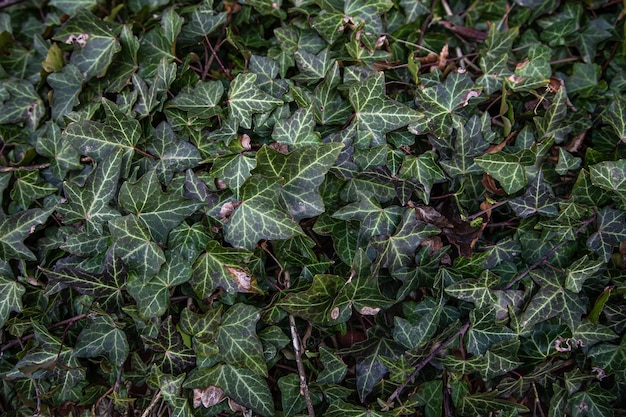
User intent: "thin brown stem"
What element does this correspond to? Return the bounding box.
[503,215,596,290]
[386,322,470,407]
[2,313,88,352]
[0,162,50,172]
[285,271,315,417]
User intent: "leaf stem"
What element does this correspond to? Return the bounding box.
[1,313,88,352]
[502,214,596,290]
[0,162,50,172]
[385,322,470,408]
[466,200,509,220]
[285,271,315,417]
[140,389,161,417]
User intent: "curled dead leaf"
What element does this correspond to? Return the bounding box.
[193,386,225,408]
[225,266,255,292]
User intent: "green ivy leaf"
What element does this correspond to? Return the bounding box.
[254,143,342,220]
[318,346,348,384]
[0,207,52,261]
[218,303,267,377]
[277,274,345,324]
[349,72,421,146]
[143,316,195,374]
[108,214,166,280]
[185,364,274,417]
[223,175,302,250]
[0,276,25,328]
[53,9,121,80]
[74,315,129,367]
[508,170,559,218]
[476,150,534,194]
[167,80,224,119]
[118,169,201,243]
[409,72,479,137]
[325,401,392,417]
[57,150,121,234]
[590,159,626,208]
[228,73,283,129]
[41,248,126,309]
[587,207,626,262]
[47,64,83,122]
[10,170,57,209]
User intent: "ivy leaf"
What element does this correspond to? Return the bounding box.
[58,150,122,234]
[272,106,321,147]
[565,255,604,293]
[118,170,201,243]
[217,303,267,377]
[180,4,227,39]
[0,207,52,261]
[147,122,203,184]
[223,175,302,250]
[349,72,421,146]
[254,143,342,220]
[409,72,479,137]
[209,154,257,196]
[325,401,392,417]
[392,299,441,350]
[466,308,516,355]
[10,170,57,209]
[191,241,258,299]
[53,9,121,80]
[63,99,138,174]
[277,274,345,324]
[345,327,400,402]
[185,364,274,417]
[330,249,394,324]
[587,207,626,262]
[47,64,83,122]
[476,150,534,194]
[35,122,82,180]
[398,151,447,204]
[0,79,45,128]
[534,88,571,143]
[555,148,581,175]
[74,315,129,367]
[458,390,529,416]
[318,346,348,384]
[142,316,195,374]
[108,215,166,280]
[508,170,559,218]
[332,192,403,240]
[128,252,191,319]
[313,62,352,126]
[167,80,224,119]
[602,94,626,143]
[228,73,283,129]
[590,159,626,208]
[293,48,334,85]
[41,248,126,309]
[568,384,615,417]
[371,209,440,272]
[0,276,25,328]
[519,270,585,331]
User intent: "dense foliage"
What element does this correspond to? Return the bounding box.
[1,0,626,416]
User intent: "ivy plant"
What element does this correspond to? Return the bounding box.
[0,0,626,416]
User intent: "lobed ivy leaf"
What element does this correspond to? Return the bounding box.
[0,276,25,328]
[0,207,52,261]
[228,73,283,129]
[41,248,126,309]
[52,9,121,80]
[108,214,166,280]
[349,72,421,147]
[217,303,267,377]
[184,364,274,417]
[410,72,479,137]
[587,207,626,262]
[142,316,195,374]
[254,143,342,220]
[74,315,129,367]
[223,175,302,250]
[118,169,202,243]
